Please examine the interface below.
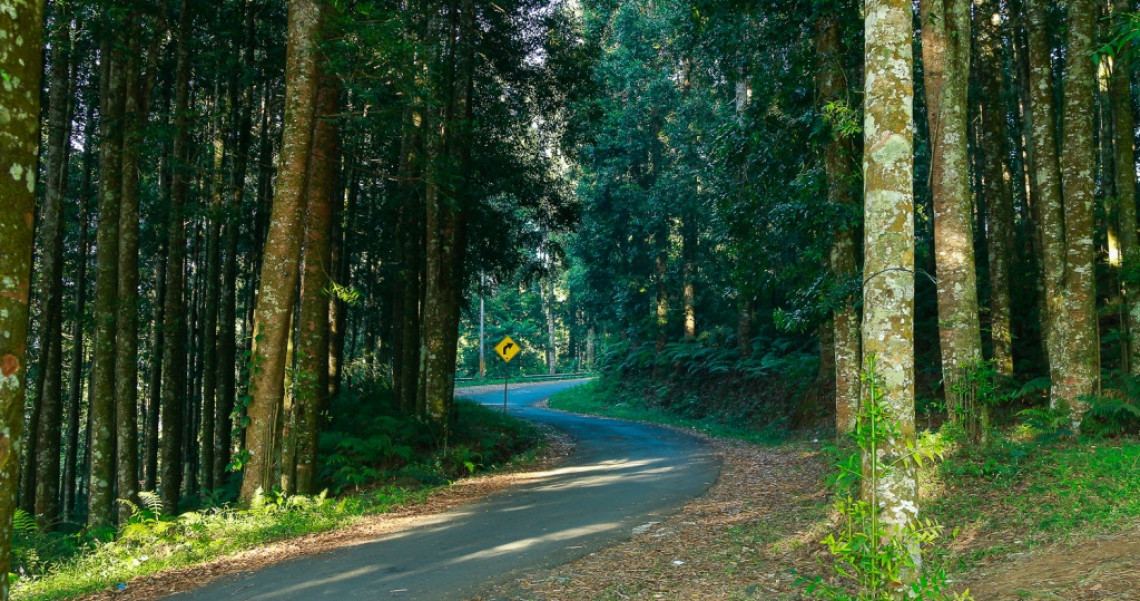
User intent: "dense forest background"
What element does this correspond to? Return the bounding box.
[3,0,1140,595]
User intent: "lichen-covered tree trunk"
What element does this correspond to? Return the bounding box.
[976,0,1014,378]
[144,247,166,491]
[217,3,257,484]
[421,0,476,441]
[33,10,74,530]
[0,2,45,596]
[921,0,982,419]
[160,0,194,514]
[89,33,126,529]
[293,72,338,495]
[240,0,322,502]
[1024,0,1069,415]
[542,280,558,374]
[1057,0,1100,427]
[862,0,919,586]
[115,23,145,525]
[816,9,861,435]
[1109,0,1140,375]
[200,102,226,493]
[63,112,96,520]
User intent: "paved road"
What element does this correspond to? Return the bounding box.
[165,380,719,601]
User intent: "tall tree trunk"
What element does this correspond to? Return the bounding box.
[862,0,919,586]
[1024,0,1069,416]
[542,280,558,374]
[293,73,338,495]
[654,225,669,355]
[144,248,166,491]
[0,0,44,593]
[240,0,323,502]
[976,0,1014,379]
[161,0,194,514]
[1109,0,1140,375]
[920,0,982,421]
[200,100,226,493]
[33,12,74,529]
[89,31,126,529]
[115,18,147,524]
[1057,0,1100,427]
[217,2,257,485]
[817,8,861,435]
[63,102,97,521]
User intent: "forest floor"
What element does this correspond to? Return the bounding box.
[470,384,1140,601]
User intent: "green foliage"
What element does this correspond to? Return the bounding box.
[929,436,1140,567]
[547,378,789,445]
[803,358,970,601]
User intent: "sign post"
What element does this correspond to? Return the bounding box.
[494,336,521,413]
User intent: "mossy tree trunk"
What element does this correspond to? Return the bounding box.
[160,0,194,514]
[89,26,126,529]
[0,1,45,597]
[975,0,1014,378]
[1108,0,1140,375]
[816,7,861,435]
[920,0,982,419]
[33,7,74,530]
[1024,0,1070,419]
[240,0,322,502]
[1056,0,1099,428]
[293,71,339,495]
[862,0,919,588]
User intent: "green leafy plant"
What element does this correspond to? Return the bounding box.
[803,357,971,601]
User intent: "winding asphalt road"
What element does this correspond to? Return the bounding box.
[164,379,719,601]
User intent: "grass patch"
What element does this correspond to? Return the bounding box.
[11,397,542,601]
[926,437,1140,567]
[547,379,789,445]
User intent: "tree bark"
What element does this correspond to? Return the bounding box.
[816,8,861,436]
[420,0,476,440]
[160,0,194,514]
[1024,0,1070,417]
[293,72,339,495]
[63,104,97,521]
[976,0,1014,379]
[920,0,982,420]
[89,31,126,529]
[33,11,74,529]
[217,1,258,485]
[862,0,919,585]
[1109,0,1140,375]
[240,0,323,502]
[1057,0,1100,427]
[0,1,45,596]
[115,16,148,524]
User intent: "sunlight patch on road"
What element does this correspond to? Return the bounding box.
[446,522,622,564]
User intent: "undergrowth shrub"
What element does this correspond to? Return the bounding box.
[803,357,971,601]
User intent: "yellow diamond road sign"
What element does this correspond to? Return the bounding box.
[495,336,521,363]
